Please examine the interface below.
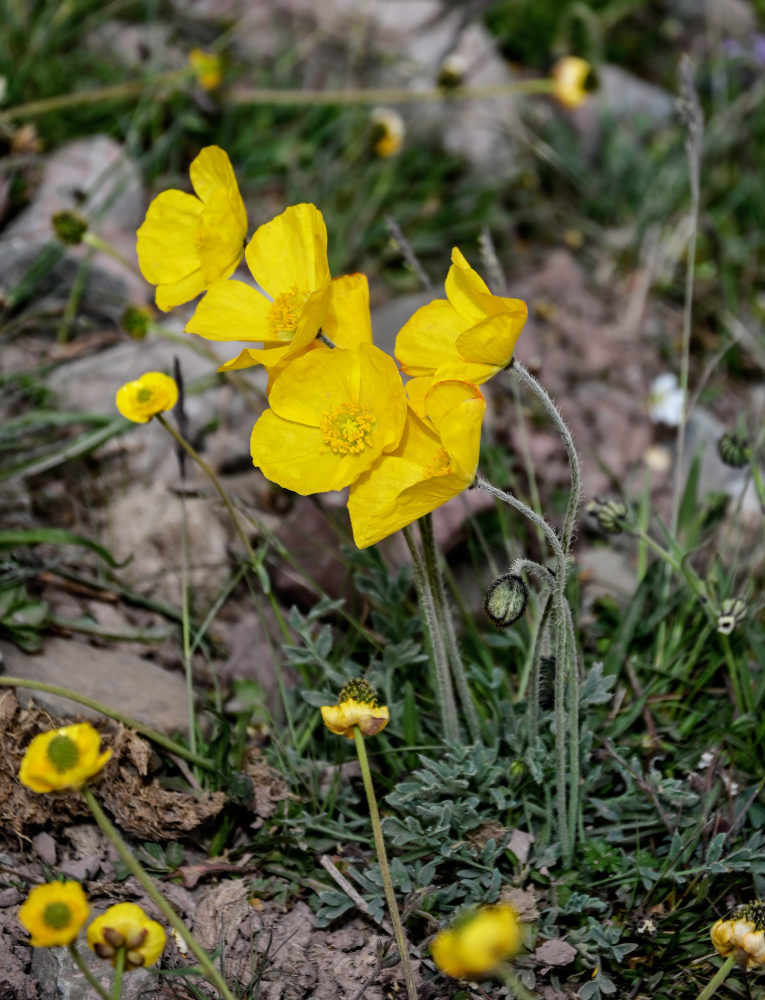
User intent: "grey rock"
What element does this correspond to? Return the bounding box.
[371,289,439,357]
[1,637,191,734]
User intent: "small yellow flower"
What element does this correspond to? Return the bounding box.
[321,678,390,739]
[711,903,765,970]
[250,343,406,494]
[115,371,178,423]
[87,902,166,970]
[188,48,222,91]
[19,723,112,793]
[18,881,90,948]
[136,145,247,311]
[431,904,522,980]
[370,107,405,158]
[348,380,485,548]
[396,248,527,387]
[552,56,592,110]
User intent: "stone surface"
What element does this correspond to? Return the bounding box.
[31,934,157,1000]
[0,637,191,734]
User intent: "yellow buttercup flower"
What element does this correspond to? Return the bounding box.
[87,902,166,970]
[186,203,339,382]
[348,380,485,548]
[552,56,592,110]
[136,145,247,311]
[18,881,90,948]
[321,678,390,739]
[431,904,522,980]
[188,48,222,91]
[250,342,406,494]
[711,902,765,970]
[396,247,527,387]
[115,371,178,423]
[19,722,112,793]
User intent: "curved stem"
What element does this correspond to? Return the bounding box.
[81,786,238,1000]
[67,945,112,1000]
[0,677,215,772]
[353,728,417,1000]
[694,953,737,1000]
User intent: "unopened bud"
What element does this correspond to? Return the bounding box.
[51,210,88,246]
[121,305,152,340]
[483,574,528,628]
[586,497,629,535]
[717,432,750,468]
[437,53,467,89]
[716,597,748,636]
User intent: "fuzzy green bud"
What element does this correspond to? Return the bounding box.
[51,211,88,246]
[483,574,528,628]
[120,305,152,340]
[585,497,629,535]
[508,759,525,785]
[717,432,750,468]
[716,597,748,636]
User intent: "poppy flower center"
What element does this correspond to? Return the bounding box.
[320,401,375,455]
[136,388,153,403]
[423,446,451,478]
[46,734,80,773]
[267,285,308,340]
[43,901,73,930]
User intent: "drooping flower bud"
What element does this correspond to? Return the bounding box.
[716,597,748,636]
[717,431,750,468]
[483,574,528,628]
[52,211,88,246]
[585,497,629,535]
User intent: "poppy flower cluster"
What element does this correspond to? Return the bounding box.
[135,147,528,548]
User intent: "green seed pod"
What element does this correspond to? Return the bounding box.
[716,597,748,636]
[483,574,528,628]
[717,432,750,468]
[51,210,88,246]
[337,677,380,707]
[508,759,526,785]
[120,305,151,340]
[585,497,629,534]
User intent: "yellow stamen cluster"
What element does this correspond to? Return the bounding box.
[423,447,452,479]
[338,678,380,707]
[267,285,308,340]
[320,401,375,455]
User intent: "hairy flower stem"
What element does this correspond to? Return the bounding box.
[403,525,458,742]
[111,947,125,1000]
[694,953,737,1000]
[81,786,238,1000]
[419,514,481,742]
[353,727,418,1000]
[156,415,290,644]
[475,477,575,865]
[67,945,112,1000]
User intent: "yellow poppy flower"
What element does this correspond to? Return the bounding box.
[188,48,222,91]
[396,248,527,386]
[321,678,390,739]
[87,902,166,970]
[18,881,90,948]
[19,722,112,793]
[431,904,521,980]
[250,342,406,494]
[552,56,592,110]
[216,270,373,389]
[348,380,485,549]
[136,145,247,311]
[115,371,178,423]
[711,903,765,970]
[186,203,338,381]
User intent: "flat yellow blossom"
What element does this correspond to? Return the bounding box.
[321,678,389,739]
[18,881,90,948]
[19,722,112,793]
[431,904,521,980]
[396,248,527,386]
[711,903,765,970]
[136,145,247,311]
[187,203,340,382]
[115,371,178,423]
[348,380,485,548]
[552,56,592,110]
[250,343,406,494]
[87,902,166,970]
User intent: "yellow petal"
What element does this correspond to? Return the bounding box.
[426,381,485,480]
[447,247,528,325]
[405,376,434,421]
[136,190,203,285]
[189,145,240,203]
[186,279,271,342]
[395,299,463,376]
[323,274,373,348]
[455,311,526,367]
[155,269,207,312]
[245,203,330,296]
[196,186,247,283]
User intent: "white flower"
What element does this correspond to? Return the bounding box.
[648,373,684,426]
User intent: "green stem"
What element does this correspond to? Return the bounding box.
[156,415,291,644]
[0,677,215,772]
[402,524,458,742]
[81,786,237,1000]
[419,514,480,742]
[694,953,737,1000]
[353,728,417,1000]
[83,232,142,278]
[67,944,112,1000]
[179,495,197,760]
[111,947,125,1000]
